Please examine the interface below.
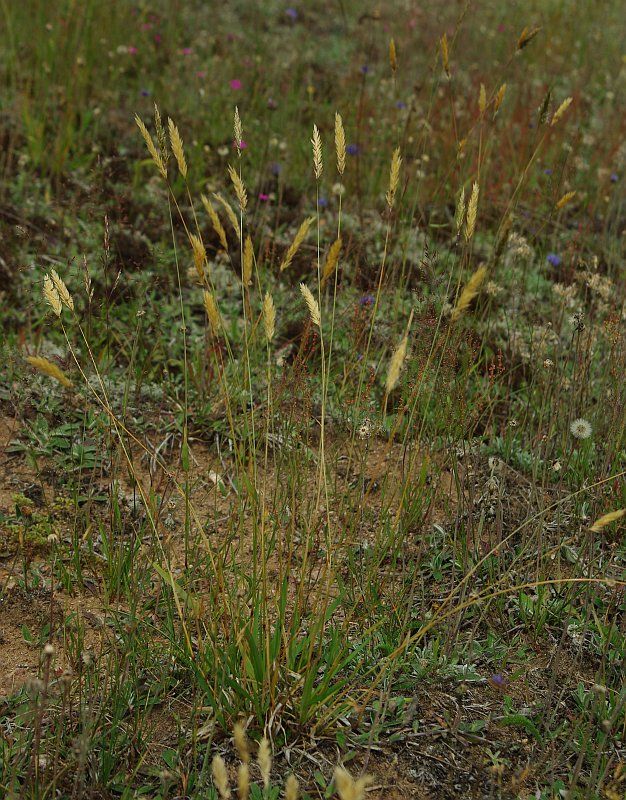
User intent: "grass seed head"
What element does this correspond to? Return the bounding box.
[590,509,625,532]
[389,37,397,73]
[386,331,409,395]
[43,274,62,317]
[242,235,253,286]
[312,124,323,180]
[213,192,241,240]
[189,234,206,282]
[555,190,576,210]
[279,216,314,272]
[228,165,248,211]
[493,83,507,117]
[299,283,320,327]
[237,763,249,800]
[201,194,228,251]
[285,774,299,800]
[335,112,346,176]
[257,737,271,790]
[440,33,450,76]
[135,114,167,179]
[455,187,466,233]
[517,25,542,50]
[233,722,250,762]
[263,292,276,342]
[333,766,372,800]
[26,356,72,388]
[50,269,74,311]
[551,96,573,126]
[168,118,187,178]
[234,106,243,154]
[203,291,221,333]
[211,755,231,799]
[479,83,487,115]
[451,264,488,321]
[154,103,168,163]
[386,147,402,209]
[464,181,480,241]
[321,237,342,288]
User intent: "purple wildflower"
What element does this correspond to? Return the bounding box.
[286,7,298,19]
[489,674,508,690]
[610,173,619,183]
[359,294,375,306]
[547,253,562,267]
[346,143,360,156]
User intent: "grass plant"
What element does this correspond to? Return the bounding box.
[1,2,626,798]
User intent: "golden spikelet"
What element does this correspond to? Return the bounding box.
[464,181,479,242]
[135,114,167,178]
[154,104,168,162]
[311,124,323,180]
[333,766,372,800]
[589,509,625,532]
[227,165,248,211]
[201,194,228,251]
[43,274,62,317]
[279,216,314,272]
[257,738,271,790]
[203,291,221,333]
[50,269,74,311]
[242,235,253,286]
[455,187,466,233]
[321,237,342,288]
[285,775,299,800]
[299,283,320,327]
[555,190,576,210]
[211,755,231,799]
[233,106,243,153]
[440,33,450,76]
[451,264,488,322]
[386,147,402,209]
[213,192,241,240]
[262,292,276,342]
[389,38,397,73]
[551,97,572,126]
[237,763,249,800]
[26,356,72,388]
[479,83,487,115]
[517,25,541,50]
[386,331,409,395]
[493,83,507,117]
[189,234,206,282]
[168,118,187,178]
[233,722,250,763]
[335,112,346,176]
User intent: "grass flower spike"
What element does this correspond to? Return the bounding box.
[43,274,62,316]
[300,283,320,326]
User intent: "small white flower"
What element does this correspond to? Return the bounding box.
[543,359,554,368]
[570,418,592,439]
[552,460,562,472]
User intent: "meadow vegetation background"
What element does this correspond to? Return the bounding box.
[1,1,626,798]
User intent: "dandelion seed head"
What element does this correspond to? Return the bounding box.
[570,418,592,439]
